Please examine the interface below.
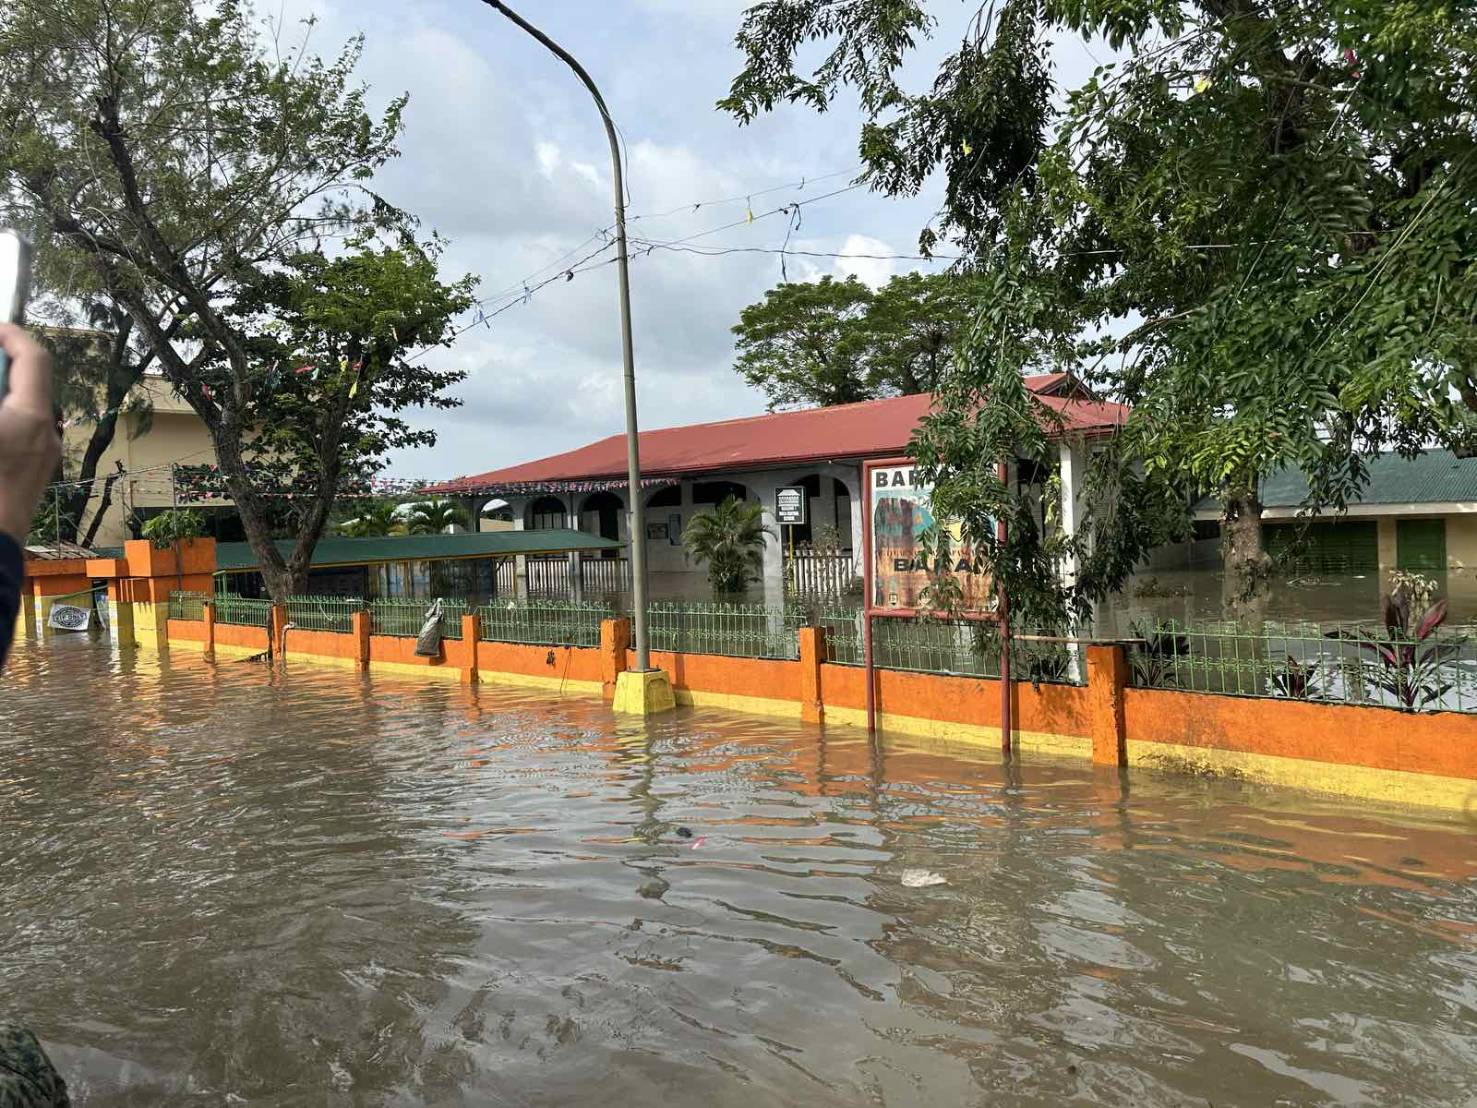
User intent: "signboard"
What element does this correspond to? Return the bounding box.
[775,486,807,526]
[867,462,994,613]
[48,603,92,632]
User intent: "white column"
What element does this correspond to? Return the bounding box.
[847,467,864,558]
[510,496,529,598]
[745,474,786,606]
[1058,439,1086,588]
[1058,439,1088,680]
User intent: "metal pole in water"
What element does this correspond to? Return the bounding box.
[997,458,1012,753]
[481,1,653,672]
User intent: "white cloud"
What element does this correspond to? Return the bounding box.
[251,0,951,478]
[833,234,900,289]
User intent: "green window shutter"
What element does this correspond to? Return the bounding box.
[1266,521,1378,573]
[1396,519,1446,571]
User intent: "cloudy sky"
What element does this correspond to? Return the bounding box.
[269,0,978,481]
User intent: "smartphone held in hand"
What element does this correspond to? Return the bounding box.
[0,231,34,399]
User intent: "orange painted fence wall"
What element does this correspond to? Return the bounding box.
[107,601,1477,807]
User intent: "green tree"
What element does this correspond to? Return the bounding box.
[335,499,405,538]
[681,495,774,597]
[0,0,474,601]
[404,498,469,536]
[734,275,873,409]
[722,0,1477,618]
[733,271,987,409]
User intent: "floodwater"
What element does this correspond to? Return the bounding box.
[4,637,1477,1106]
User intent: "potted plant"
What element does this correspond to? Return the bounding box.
[126,510,215,576]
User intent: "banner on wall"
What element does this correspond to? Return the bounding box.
[867,462,995,614]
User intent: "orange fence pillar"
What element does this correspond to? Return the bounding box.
[270,604,288,659]
[600,617,631,701]
[351,611,371,671]
[461,612,481,685]
[799,625,825,724]
[202,600,217,661]
[19,578,36,639]
[1086,644,1129,766]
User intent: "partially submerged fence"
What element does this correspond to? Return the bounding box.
[371,597,469,640]
[1126,619,1477,713]
[214,595,273,627]
[648,600,805,660]
[183,594,1477,716]
[477,599,609,647]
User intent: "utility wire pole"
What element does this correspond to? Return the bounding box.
[480,1,656,674]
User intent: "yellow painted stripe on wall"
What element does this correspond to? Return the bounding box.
[675,688,801,720]
[1127,739,1477,813]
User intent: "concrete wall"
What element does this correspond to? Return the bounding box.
[60,376,223,547]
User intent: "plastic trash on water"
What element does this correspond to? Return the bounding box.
[900,869,947,888]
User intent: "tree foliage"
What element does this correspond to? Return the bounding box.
[681,495,774,596]
[0,0,475,600]
[404,498,469,535]
[723,0,1477,621]
[734,271,989,409]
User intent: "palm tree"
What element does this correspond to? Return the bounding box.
[681,495,774,596]
[405,499,469,535]
[337,500,404,538]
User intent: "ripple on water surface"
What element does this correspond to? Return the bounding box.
[3,635,1477,1106]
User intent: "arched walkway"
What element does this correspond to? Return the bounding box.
[525,495,568,530]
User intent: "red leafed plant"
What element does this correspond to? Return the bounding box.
[1328,576,1463,710]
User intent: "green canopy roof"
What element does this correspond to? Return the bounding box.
[216,529,622,571]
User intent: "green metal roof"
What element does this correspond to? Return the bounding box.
[1196,450,1477,514]
[215,528,622,571]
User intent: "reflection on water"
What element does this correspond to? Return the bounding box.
[4,636,1477,1106]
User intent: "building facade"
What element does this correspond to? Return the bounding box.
[429,377,1127,603]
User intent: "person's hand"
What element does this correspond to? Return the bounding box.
[0,325,61,545]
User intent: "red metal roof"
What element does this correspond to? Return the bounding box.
[430,374,1127,493]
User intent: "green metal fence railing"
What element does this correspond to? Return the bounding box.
[646,600,804,660]
[214,595,273,627]
[167,591,209,621]
[814,604,863,666]
[805,604,1079,684]
[477,599,610,647]
[370,598,468,640]
[1124,619,1477,713]
[286,595,364,634]
[871,616,1078,683]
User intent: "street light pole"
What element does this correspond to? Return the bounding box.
[481,0,655,675]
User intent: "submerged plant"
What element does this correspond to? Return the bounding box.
[1269,655,1322,700]
[1328,580,1463,710]
[1128,620,1190,686]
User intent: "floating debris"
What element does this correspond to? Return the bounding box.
[900,869,948,888]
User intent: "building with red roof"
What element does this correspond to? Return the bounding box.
[428,374,1125,602]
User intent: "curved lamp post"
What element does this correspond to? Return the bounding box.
[481,1,671,713]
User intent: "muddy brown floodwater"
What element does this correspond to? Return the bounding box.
[4,635,1477,1106]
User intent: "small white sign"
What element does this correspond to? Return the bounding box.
[775,486,807,526]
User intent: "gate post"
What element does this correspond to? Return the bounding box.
[1087,644,1129,766]
[798,625,825,724]
[600,616,631,701]
[461,611,481,685]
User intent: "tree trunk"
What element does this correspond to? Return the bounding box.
[80,462,126,549]
[1221,486,1271,616]
[57,315,144,544]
